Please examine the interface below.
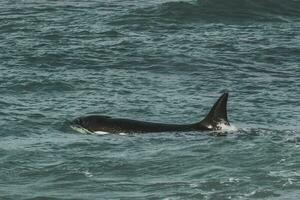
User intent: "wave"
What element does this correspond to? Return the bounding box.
[9,80,74,93]
[195,0,300,21]
[114,0,300,24]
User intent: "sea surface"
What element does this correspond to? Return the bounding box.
[1,0,300,199]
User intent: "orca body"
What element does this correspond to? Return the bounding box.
[71,92,230,134]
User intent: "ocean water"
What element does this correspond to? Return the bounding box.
[1,0,300,199]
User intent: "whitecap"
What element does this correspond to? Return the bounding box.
[83,170,93,178]
[70,125,93,134]
[216,122,238,133]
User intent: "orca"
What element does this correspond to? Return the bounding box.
[71,92,230,134]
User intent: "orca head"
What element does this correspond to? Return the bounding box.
[70,117,93,134]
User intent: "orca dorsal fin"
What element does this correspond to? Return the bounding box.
[199,91,230,130]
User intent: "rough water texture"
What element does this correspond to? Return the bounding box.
[1,0,300,199]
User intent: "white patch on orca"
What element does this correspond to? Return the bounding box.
[93,131,110,135]
[71,125,110,135]
[71,125,126,136]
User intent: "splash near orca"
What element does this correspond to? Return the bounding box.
[71,92,230,134]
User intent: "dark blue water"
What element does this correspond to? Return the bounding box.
[1,0,300,199]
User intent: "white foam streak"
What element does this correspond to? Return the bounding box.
[70,125,93,134]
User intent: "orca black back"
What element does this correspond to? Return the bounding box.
[71,92,230,134]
